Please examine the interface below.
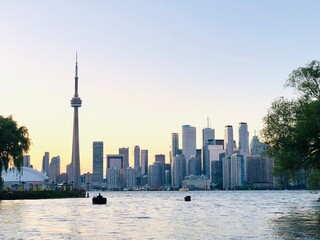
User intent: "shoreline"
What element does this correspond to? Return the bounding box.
[0,189,86,200]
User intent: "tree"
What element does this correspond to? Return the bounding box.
[0,115,31,191]
[261,61,320,185]
[286,60,320,100]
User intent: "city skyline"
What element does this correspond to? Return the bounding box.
[1,1,320,173]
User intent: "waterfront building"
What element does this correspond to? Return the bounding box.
[155,155,166,186]
[93,141,104,184]
[107,167,121,190]
[141,149,148,176]
[202,127,215,176]
[125,167,137,190]
[23,155,31,168]
[224,125,234,156]
[246,156,273,189]
[81,172,93,189]
[222,154,245,190]
[49,156,60,183]
[2,167,49,190]
[119,147,129,169]
[188,156,201,176]
[182,175,210,190]
[208,144,224,187]
[171,133,179,161]
[107,154,124,187]
[141,174,148,187]
[238,122,250,182]
[211,159,223,189]
[70,56,82,189]
[164,163,171,186]
[171,133,179,182]
[148,162,162,189]
[182,125,196,174]
[172,154,186,188]
[134,145,140,173]
[42,152,50,176]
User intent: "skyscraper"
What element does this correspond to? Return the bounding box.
[246,156,273,187]
[70,56,82,189]
[202,128,215,146]
[148,162,163,189]
[42,152,50,176]
[141,149,148,176]
[107,154,124,170]
[49,156,60,183]
[93,141,104,183]
[119,147,129,169]
[134,145,140,171]
[125,167,137,190]
[172,154,186,188]
[182,125,196,175]
[224,125,234,156]
[171,133,179,186]
[222,154,244,190]
[171,133,179,160]
[202,127,215,177]
[238,122,249,154]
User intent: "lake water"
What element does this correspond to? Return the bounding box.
[0,191,319,239]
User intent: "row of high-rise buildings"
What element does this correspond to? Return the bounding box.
[26,122,271,191]
[77,122,272,190]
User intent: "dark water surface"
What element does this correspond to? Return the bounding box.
[0,191,319,239]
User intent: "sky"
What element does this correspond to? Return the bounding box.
[1,1,320,174]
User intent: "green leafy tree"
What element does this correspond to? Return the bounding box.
[286,60,320,100]
[261,61,320,187]
[0,115,31,191]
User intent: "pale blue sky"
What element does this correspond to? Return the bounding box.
[1,1,319,173]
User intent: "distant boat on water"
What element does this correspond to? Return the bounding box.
[179,188,189,192]
[92,193,107,205]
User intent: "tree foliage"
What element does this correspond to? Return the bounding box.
[262,61,320,180]
[0,116,31,190]
[286,60,320,100]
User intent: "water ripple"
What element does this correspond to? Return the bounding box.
[0,191,319,239]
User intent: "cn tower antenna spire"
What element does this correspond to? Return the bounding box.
[75,52,79,97]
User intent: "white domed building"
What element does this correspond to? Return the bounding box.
[2,167,49,191]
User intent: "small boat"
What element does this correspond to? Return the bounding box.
[184,195,191,201]
[179,187,189,192]
[92,193,107,205]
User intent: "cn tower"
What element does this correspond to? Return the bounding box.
[70,55,82,189]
